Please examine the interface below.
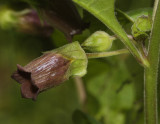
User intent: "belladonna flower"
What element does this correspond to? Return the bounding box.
[25,0,88,41]
[11,42,88,100]
[11,53,71,100]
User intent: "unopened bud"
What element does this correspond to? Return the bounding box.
[131,15,152,41]
[11,42,88,100]
[81,31,115,52]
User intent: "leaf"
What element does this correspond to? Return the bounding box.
[73,0,146,66]
[116,8,153,24]
[127,8,153,21]
[115,9,133,26]
[83,11,110,33]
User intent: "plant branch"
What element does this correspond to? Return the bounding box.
[86,49,129,59]
[144,0,160,124]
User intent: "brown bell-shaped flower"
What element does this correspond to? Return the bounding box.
[11,53,71,100]
[11,42,88,100]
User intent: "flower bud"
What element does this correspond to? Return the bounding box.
[0,7,53,36]
[131,15,152,41]
[81,31,114,52]
[11,42,88,100]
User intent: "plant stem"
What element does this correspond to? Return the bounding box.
[86,49,129,59]
[144,0,160,124]
[152,0,159,20]
[74,77,87,107]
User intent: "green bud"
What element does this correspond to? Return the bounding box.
[81,31,114,52]
[131,15,152,41]
[0,7,18,29]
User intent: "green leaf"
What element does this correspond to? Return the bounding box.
[73,0,148,66]
[72,110,101,124]
[116,8,153,24]
[83,11,109,33]
[115,9,133,25]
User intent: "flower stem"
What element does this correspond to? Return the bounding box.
[86,49,129,59]
[74,77,86,106]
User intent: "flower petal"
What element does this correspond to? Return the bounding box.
[21,80,39,100]
[11,64,31,84]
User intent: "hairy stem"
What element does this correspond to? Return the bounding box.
[144,0,160,124]
[86,49,129,59]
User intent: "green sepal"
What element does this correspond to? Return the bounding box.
[50,41,88,77]
[131,15,152,41]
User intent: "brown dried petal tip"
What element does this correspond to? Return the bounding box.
[11,53,71,100]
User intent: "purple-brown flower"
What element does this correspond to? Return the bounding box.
[11,41,88,100]
[25,0,87,41]
[11,52,71,100]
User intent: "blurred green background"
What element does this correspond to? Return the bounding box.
[0,0,159,124]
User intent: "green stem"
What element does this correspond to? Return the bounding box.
[86,49,129,59]
[152,0,159,20]
[74,77,86,107]
[144,0,160,124]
